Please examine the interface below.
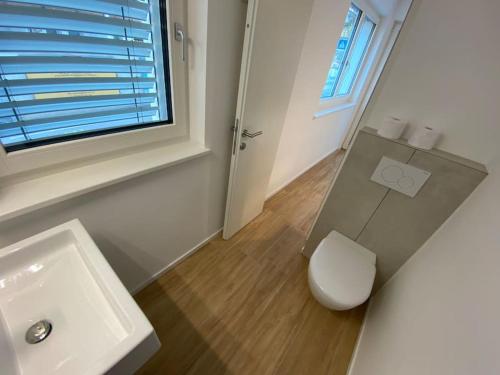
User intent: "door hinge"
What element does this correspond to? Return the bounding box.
[232,118,239,155]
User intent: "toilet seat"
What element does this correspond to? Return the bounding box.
[308,231,376,311]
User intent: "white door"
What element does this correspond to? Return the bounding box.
[223,0,313,239]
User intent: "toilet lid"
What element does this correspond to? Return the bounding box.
[310,231,376,307]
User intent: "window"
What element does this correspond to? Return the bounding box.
[320,3,376,100]
[0,0,173,152]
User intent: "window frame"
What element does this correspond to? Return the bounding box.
[318,0,379,111]
[320,4,362,100]
[0,0,189,179]
[335,15,376,97]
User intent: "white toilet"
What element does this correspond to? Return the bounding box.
[308,230,376,311]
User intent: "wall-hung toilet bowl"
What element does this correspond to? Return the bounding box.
[308,231,376,310]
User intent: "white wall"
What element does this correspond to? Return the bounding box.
[360,0,500,165]
[0,0,247,293]
[267,0,404,197]
[266,0,350,197]
[349,1,500,373]
[349,159,500,375]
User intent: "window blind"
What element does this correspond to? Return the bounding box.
[0,0,172,151]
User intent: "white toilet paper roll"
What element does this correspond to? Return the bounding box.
[377,116,407,139]
[408,126,441,150]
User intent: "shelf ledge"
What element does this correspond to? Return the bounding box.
[0,140,211,223]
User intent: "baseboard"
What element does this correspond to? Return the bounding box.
[131,228,223,295]
[346,298,372,375]
[265,149,340,200]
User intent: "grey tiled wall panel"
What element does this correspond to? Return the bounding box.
[304,127,487,288]
[303,130,414,257]
[357,150,486,287]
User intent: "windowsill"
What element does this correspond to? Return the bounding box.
[0,140,210,223]
[314,102,357,119]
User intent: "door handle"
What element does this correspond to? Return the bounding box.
[242,129,263,138]
[174,22,186,62]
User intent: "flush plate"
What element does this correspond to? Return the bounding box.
[370,156,431,197]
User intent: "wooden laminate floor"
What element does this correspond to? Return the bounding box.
[135,150,366,375]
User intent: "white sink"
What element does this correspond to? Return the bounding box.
[0,219,160,375]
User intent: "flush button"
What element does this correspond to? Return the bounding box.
[371,156,431,198]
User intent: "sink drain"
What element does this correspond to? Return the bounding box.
[25,320,52,344]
